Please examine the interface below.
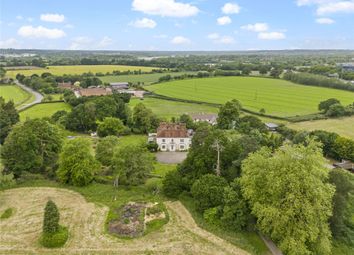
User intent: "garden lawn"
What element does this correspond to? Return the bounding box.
[288,116,354,140]
[0,84,32,106]
[6,65,157,78]
[100,72,198,85]
[129,97,218,119]
[20,102,71,121]
[146,77,354,117]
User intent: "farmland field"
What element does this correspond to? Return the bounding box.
[20,102,71,121]
[129,97,218,119]
[100,72,198,85]
[5,65,158,78]
[146,77,354,117]
[288,116,354,140]
[0,84,33,106]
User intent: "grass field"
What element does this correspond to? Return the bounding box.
[20,102,71,121]
[288,116,354,140]
[129,97,218,119]
[6,65,157,78]
[146,77,354,117]
[100,72,198,85]
[0,84,33,106]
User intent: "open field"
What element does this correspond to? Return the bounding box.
[146,77,354,117]
[5,65,158,78]
[129,97,218,119]
[0,84,33,106]
[100,72,198,85]
[0,187,250,254]
[288,116,354,140]
[20,102,71,121]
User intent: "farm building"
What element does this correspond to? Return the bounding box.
[191,113,217,125]
[110,82,129,90]
[76,87,112,97]
[119,90,145,98]
[58,82,75,90]
[149,123,193,152]
[265,123,279,131]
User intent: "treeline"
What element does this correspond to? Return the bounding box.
[284,71,354,92]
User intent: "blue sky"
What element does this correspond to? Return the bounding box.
[1,0,354,50]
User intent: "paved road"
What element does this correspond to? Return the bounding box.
[156,152,188,164]
[15,80,43,110]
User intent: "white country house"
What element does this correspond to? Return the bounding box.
[149,123,192,152]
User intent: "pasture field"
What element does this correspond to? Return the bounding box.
[100,72,198,85]
[129,97,218,119]
[0,84,33,106]
[5,65,157,78]
[288,116,354,140]
[146,77,354,117]
[19,102,71,121]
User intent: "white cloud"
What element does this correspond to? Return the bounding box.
[258,32,286,40]
[217,16,232,25]
[297,0,354,15]
[16,15,23,20]
[317,1,354,15]
[40,13,65,23]
[97,36,113,48]
[241,23,269,32]
[132,0,199,17]
[131,18,157,28]
[316,17,335,23]
[0,38,21,48]
[69,36,93,50]
[222,3,241,14]
[171,36,191,44]
[18,25,66,39]
[207,33,235,44]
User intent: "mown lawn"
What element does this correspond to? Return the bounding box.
[0,84,33,106]
[288,116,354,140]
[6,65,157,78]
[129,97,218,119]
[20,102,71,121]
[100,72,198,85]
[146,77,354,117]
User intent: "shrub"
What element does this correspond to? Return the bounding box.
[43,200,59,234]
[146,203,164,216]
[40,226,68,248]
[162,170,188,198]
[191,174,228,212]
[326,103,346,117]
[203,207,222,226]
[0,208,13,219]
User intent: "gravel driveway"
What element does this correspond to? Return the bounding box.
[156,152,188,164]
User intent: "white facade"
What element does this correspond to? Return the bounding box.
[156,137,191,152]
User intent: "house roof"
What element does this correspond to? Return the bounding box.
[79,87,112,97]
[157,123,189,138]
[191,113,217,121]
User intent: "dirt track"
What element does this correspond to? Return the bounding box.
[0,187,249,255]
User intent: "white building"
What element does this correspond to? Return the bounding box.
[150,123,192,152]
[191,113,218,125]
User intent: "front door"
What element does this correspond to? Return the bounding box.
[170,145,175,151]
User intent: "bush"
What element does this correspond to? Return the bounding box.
[162,170,188,198]
[203,207,222,226]
[326,103,346,117]
[146,203,164,216]
[40,226,68,248]
[0,208,13,219]
[43,200,59,234]
[191,174,228,212]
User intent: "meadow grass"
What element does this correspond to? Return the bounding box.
[288,116,354,140]
[129,97,219,119]
[146,77,354,117]
[0,84,33,106]
[6,65,157,78]
[100,72,198,85]
[20,102,71,121]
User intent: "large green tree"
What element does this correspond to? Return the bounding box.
[65,102,97,132]
[240,141,335,255]
[132,103,159,134]
[111,144,153,185]
[1,119,62,177]
[217,99,242,129]
[0,97,19,144]
[95,135,120,166]
[97,117,126,137]
[57,138,100,186]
